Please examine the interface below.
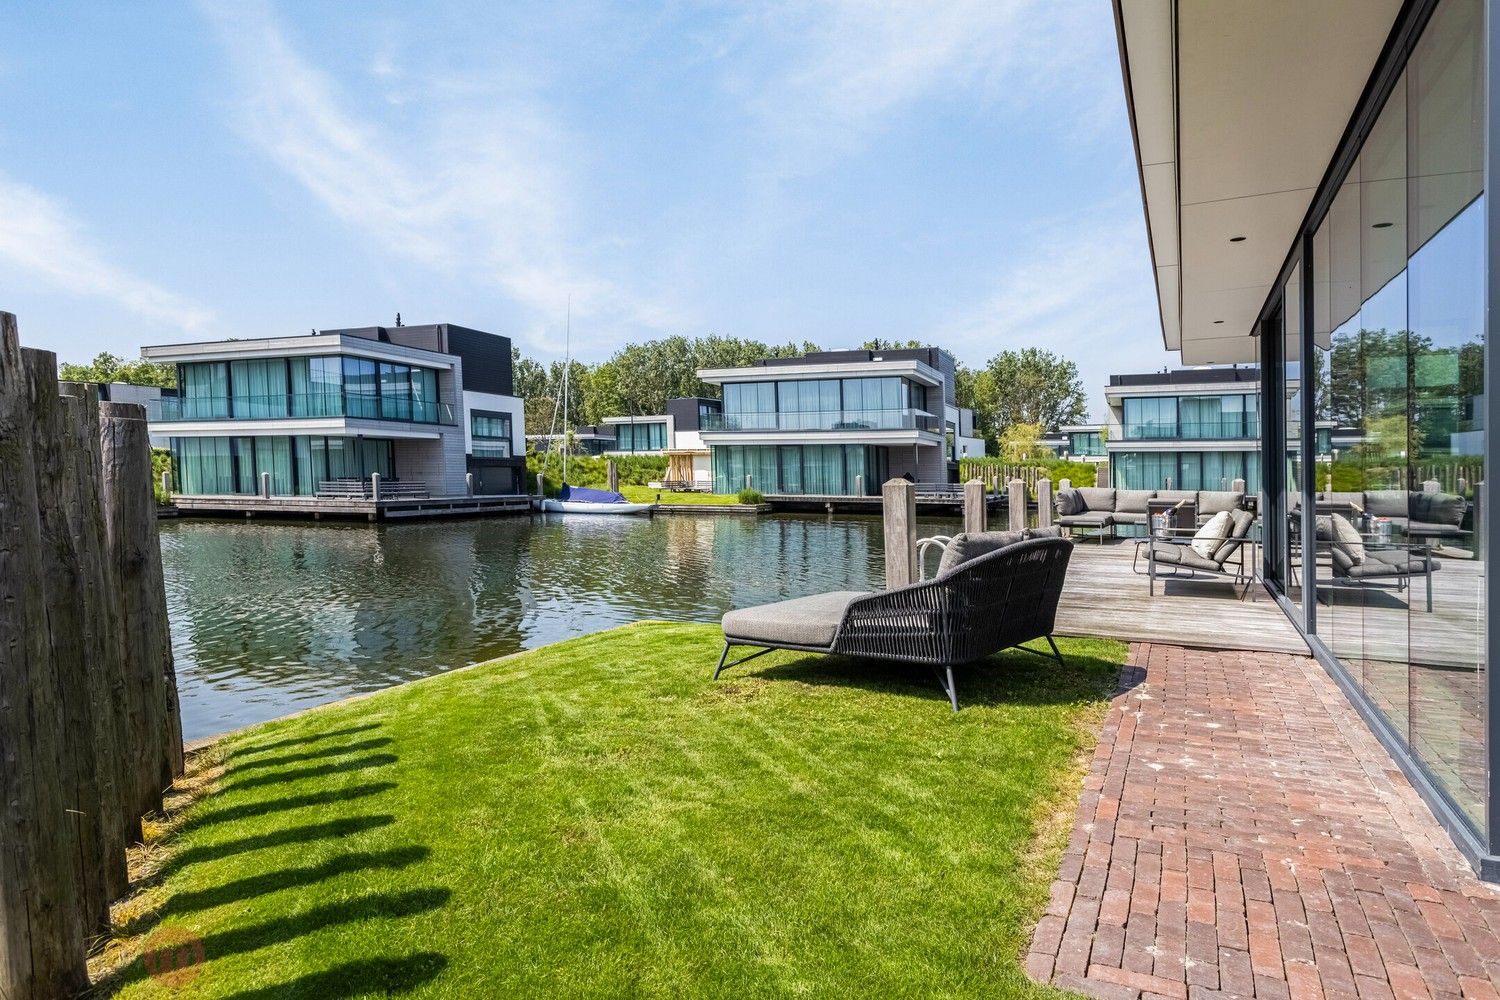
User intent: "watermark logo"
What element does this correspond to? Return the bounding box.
[141,927,206,988]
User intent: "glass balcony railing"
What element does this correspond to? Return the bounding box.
[1122,419,1260,441]
[149,393,456,426]
[702,409,937,433]
[470,441,513,458]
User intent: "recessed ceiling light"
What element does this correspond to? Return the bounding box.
[1229,236,1247,242]
[1372,222,1394,229]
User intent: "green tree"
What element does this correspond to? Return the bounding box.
[998,422,1047,463]
[59,351,177,388]
[978,348,1087,438]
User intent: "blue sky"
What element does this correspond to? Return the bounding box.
[0,1,1173,419]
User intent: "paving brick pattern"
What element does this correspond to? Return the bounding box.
[1027,642,1500,1000]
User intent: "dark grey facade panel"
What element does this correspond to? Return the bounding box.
[444,325,514,396]
[665,396,720,431]
[1109,368,1260,388]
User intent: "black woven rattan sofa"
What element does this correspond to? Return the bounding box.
[714,535,1074,711]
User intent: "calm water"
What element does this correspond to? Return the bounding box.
[161,512,959,740]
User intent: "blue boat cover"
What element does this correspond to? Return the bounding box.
[559,483,627,504]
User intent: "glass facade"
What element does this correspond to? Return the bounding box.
[613,421,667,452]
[1270,0,1487,837]
[1121,393,1260,440]
[1111,450,1261,493]
[171,435,395,496]
[711,445,888,495]
[164,355,447,424]
[470,410,513,459]
[1068,431,1105,457]
[715,377,932,432]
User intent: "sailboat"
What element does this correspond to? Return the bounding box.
[539,302,654,516]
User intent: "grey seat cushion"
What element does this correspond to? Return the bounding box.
[723,591,871,648]
[1337,548,1440,579]
[936,530,1023,575]
[1146,542,1221,572]
[1115,489,1153,514]
[1059,511,1112,527]
[1363,490,1410,518]
[1198,491,1244,516]
[1154,490,1198,507]
[1111,512,1149,525]
[1075,487,1116,512]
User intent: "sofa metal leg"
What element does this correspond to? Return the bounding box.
[713,641,730,679]
[938,665,959,712]
[1046,635,1065,667]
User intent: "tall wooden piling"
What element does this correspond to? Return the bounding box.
[607,459,619,493]
[0,315,90,1000]
[1007,479,1027,532]
[882,478,916,588]
[1036,477,1054,529]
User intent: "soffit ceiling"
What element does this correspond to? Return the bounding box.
[1116,0,1402,365]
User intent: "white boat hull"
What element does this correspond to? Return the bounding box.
[540,499,655,515]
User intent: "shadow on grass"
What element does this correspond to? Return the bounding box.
[179,782,399,833]
[226,738,394,775]
[739,645,1122,710]
[226,723,383,759]
[217,953,448,1000]
[195,887,451,959]
[219,753,399,794]
[141,846,432,921]
[163,815,397,876]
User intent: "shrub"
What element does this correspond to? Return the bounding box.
[736,488,764,505]
[525,452,668,496]
[151,447,173,506]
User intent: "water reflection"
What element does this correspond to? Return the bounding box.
[162,513,958,740]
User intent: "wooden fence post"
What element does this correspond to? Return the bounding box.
[962,479,985,534]
[882,478,916,589]
[0,314,90,999]
[1007,479,1027,532]
[1036,476,1054,529]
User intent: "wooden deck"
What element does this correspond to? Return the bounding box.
[1053,540,1309,654]
[171,493,534,521]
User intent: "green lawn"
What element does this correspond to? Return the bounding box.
[619,486,750,505]
[101,622,1124,999]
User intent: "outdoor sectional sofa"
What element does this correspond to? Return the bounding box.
[1312,490,1468,541]
[714,531,1073,711]
[1054,487,1246,540]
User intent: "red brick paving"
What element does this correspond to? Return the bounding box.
[1028,642,1500,1000]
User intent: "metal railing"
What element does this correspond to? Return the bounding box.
[702,408,936,432]
[1121,419,1259,441]
[149,393,456,426]
[470,441,513,459]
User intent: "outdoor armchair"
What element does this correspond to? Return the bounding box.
[1134,508,1256,596]
[715,536,1074,711]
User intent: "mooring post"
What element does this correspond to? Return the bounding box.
[1007,478,1027,532]
[745,473,753,491]
[607,459,619,493]
[260,472,271,499]
[1036,476,1053,529]
[370,472,381,503]
[882,477,916,589]
[465,472,475,497]
[160,470,171,498]
[854,474,863,497]
[536,472,545,497]
[962,479,985,534]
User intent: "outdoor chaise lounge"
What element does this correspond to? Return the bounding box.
[714,533,1074,711]
[1133,508,1257,596]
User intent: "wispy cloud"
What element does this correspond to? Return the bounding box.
[0,173,213,331]
[196,0,688,354]
[928,198,1169,419]
[726,0,1115,180]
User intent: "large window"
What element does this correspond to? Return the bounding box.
[171,435,395,496]
[613,421,666,452]
[1296,0,1486,833]
[717,377,932,431]
[164,354,444,423]
[711,445,887,495]
[470,410,513,459]
[1111,451,1260,494]
[1122,394,1259,440]
[1069,431,1104,457]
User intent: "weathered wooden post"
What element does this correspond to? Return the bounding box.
[23,353,114,934]
[1059,477,1071,492]
[1036,476,1054,529]
[465,472,475,497]
[0,315,90,999]
[962,479,985,534]
[1007,478,1027,532]
[370,472,381,502]
[607,459,619,493]
[1423,479,1440,493]
[1097,462,1111,488]
[260,471,271,498]
[882,478,916,588]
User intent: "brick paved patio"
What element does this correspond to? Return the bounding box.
[1027,642,1500,1000]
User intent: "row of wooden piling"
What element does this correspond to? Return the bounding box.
[0,313,184,1000]
[881,477,1053,587]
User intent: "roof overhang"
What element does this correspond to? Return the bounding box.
[699,429,943,447]
[142,334,456,369]
[1113,0,1401,364]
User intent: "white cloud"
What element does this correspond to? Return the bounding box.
[196,0,688,355]
[0,174,213,331]
[928,200,1172,420]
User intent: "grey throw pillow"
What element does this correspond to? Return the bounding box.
[936,531,1023,575]
[1076,487,1115,512]
[1055,489,1084,516]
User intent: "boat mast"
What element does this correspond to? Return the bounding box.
[562,296,571,485]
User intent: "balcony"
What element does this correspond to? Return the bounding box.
[702,408,937,433]
[471,441,514,459]
[149,393,457,426]
[1121,418,1260,441]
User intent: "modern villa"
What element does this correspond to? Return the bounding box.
[1116,0,1493,875]
[696,347,985,496]
[601,396,722,487]
[1102,367,1263,493]
[141,323,526,499]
